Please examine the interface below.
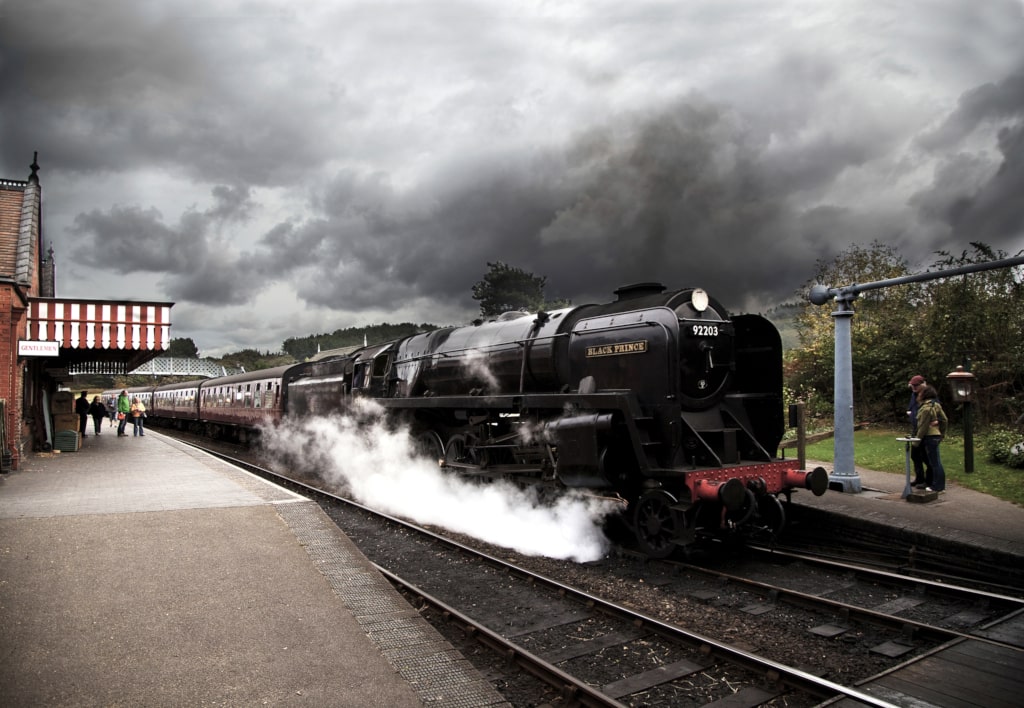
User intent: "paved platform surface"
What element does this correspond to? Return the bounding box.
[790,458,1024,573]
[0,430,507,707]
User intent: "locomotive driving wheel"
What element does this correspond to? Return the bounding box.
[633,489,685,559]
[413,429,445,466]
[443,433,484,471]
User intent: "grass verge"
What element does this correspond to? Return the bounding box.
[802,426,1024,507]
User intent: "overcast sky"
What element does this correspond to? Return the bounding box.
[3,1,1023,357]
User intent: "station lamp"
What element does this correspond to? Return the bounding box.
[946,365,976,403]
[946,365,976,473]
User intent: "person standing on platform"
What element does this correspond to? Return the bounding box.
[130,397,147,437]
[108,397,117,428]
[913,384,948,492]
[88,396,107,436]
[75,391,90,437]
[116,390,131,436]
[906,375,932,488]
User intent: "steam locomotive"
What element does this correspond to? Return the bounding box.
[110,283,827,557]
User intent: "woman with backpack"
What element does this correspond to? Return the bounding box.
[913,385,948,492]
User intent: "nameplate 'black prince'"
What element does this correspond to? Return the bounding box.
[586,340,648,357]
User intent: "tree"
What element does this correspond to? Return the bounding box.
[920,243,1024,424]
[787,241,1023,427]
[788,241,922,422]
[167,337,199,358]
[282,323,439,361]
[472,262,552,317]
[211,349,294,372]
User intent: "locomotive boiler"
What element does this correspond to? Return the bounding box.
[287,283,828,556]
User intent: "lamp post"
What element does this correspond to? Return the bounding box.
[946,364,976,473]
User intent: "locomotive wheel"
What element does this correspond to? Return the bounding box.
[633,489,684,559]
[414,430,445,466]
[443,434,483,470]
[723,488,757,528]
[756,494,787,538]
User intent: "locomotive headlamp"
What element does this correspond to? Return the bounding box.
[691,289,709,313]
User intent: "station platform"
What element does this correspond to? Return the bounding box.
[788,459,1024,585]
[0,430,507,707]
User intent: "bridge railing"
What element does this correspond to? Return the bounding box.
[127,357,244,378]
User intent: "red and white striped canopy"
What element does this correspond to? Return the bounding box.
[25,298,174,374]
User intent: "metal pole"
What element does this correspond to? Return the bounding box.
[830,301,860,492]
[963,400,974,473]
[897,437,918,499]
[796,402,806,471]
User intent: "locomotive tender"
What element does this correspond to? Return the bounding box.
[110,283,827,557]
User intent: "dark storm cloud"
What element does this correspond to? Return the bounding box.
[4,0,1024,354]
[70,184,264,305]
[192,83,1022,323]
[913,62,1024,250]
[0,0,349,185]
[71,206,197,273]
[247,165,565,312]
[917,70,1024,151]
[948,122,1024,243]
[233,98,877,317]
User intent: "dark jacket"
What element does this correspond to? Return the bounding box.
[89,401,107,419]
[75,395,90,415]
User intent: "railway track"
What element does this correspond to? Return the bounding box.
[663,547,1024,651]
[175,435,1024,706]
[778,508,1024,592]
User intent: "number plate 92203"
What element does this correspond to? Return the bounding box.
[687,323,720,337]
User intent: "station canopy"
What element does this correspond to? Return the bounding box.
[24,297,174,377]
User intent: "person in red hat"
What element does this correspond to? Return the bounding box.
[906,375,931,488]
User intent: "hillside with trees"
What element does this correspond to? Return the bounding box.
[282,323,440,362]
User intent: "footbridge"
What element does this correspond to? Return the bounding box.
[126,357,244,378]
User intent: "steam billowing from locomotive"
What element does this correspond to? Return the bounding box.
[260,399,619,562]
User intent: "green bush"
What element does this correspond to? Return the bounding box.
[981,426,1024,469]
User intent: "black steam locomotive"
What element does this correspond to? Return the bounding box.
[118,283,826,556]
[282,282,828,556]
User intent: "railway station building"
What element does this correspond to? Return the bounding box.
[0,155,173,471]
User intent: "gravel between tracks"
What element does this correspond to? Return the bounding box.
[170,431,911,704]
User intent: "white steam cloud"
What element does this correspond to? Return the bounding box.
[261,398,619,562]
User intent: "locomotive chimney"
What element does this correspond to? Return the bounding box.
[613,282,666,301]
